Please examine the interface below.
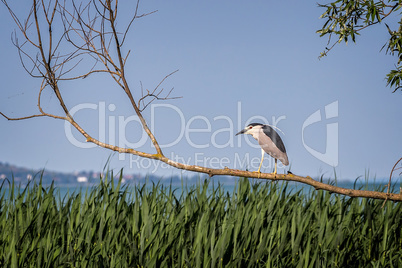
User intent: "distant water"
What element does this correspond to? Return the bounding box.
[1,178,399,201]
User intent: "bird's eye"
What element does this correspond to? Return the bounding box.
[249,126,252,129]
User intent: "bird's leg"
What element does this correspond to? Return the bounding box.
[257,149,264,173]
[274,159,277,175]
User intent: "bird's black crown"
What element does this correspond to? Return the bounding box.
[247,123,264,127]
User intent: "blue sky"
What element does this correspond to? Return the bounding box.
[0,1,401,181]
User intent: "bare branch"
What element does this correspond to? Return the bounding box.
[382,156,402,207]
[0,112,46,121]
[86,135,402,202]
[121,0,157,46]
[137,70,182,111]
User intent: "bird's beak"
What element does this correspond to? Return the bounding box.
[235,129,246,136]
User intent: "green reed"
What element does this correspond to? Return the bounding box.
[0,173,401,267]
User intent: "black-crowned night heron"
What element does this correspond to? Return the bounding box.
[236,123,289,174]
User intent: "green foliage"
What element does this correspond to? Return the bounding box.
[317,0,402,92]
[0,174,401,267]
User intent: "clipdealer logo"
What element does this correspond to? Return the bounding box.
[64,101,338,172]
[302,101,339,167]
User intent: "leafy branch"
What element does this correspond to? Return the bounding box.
[317,0,402,92]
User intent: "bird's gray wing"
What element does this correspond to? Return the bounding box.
[261,125,287,154]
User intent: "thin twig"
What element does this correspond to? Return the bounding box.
[382,156,402,208]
